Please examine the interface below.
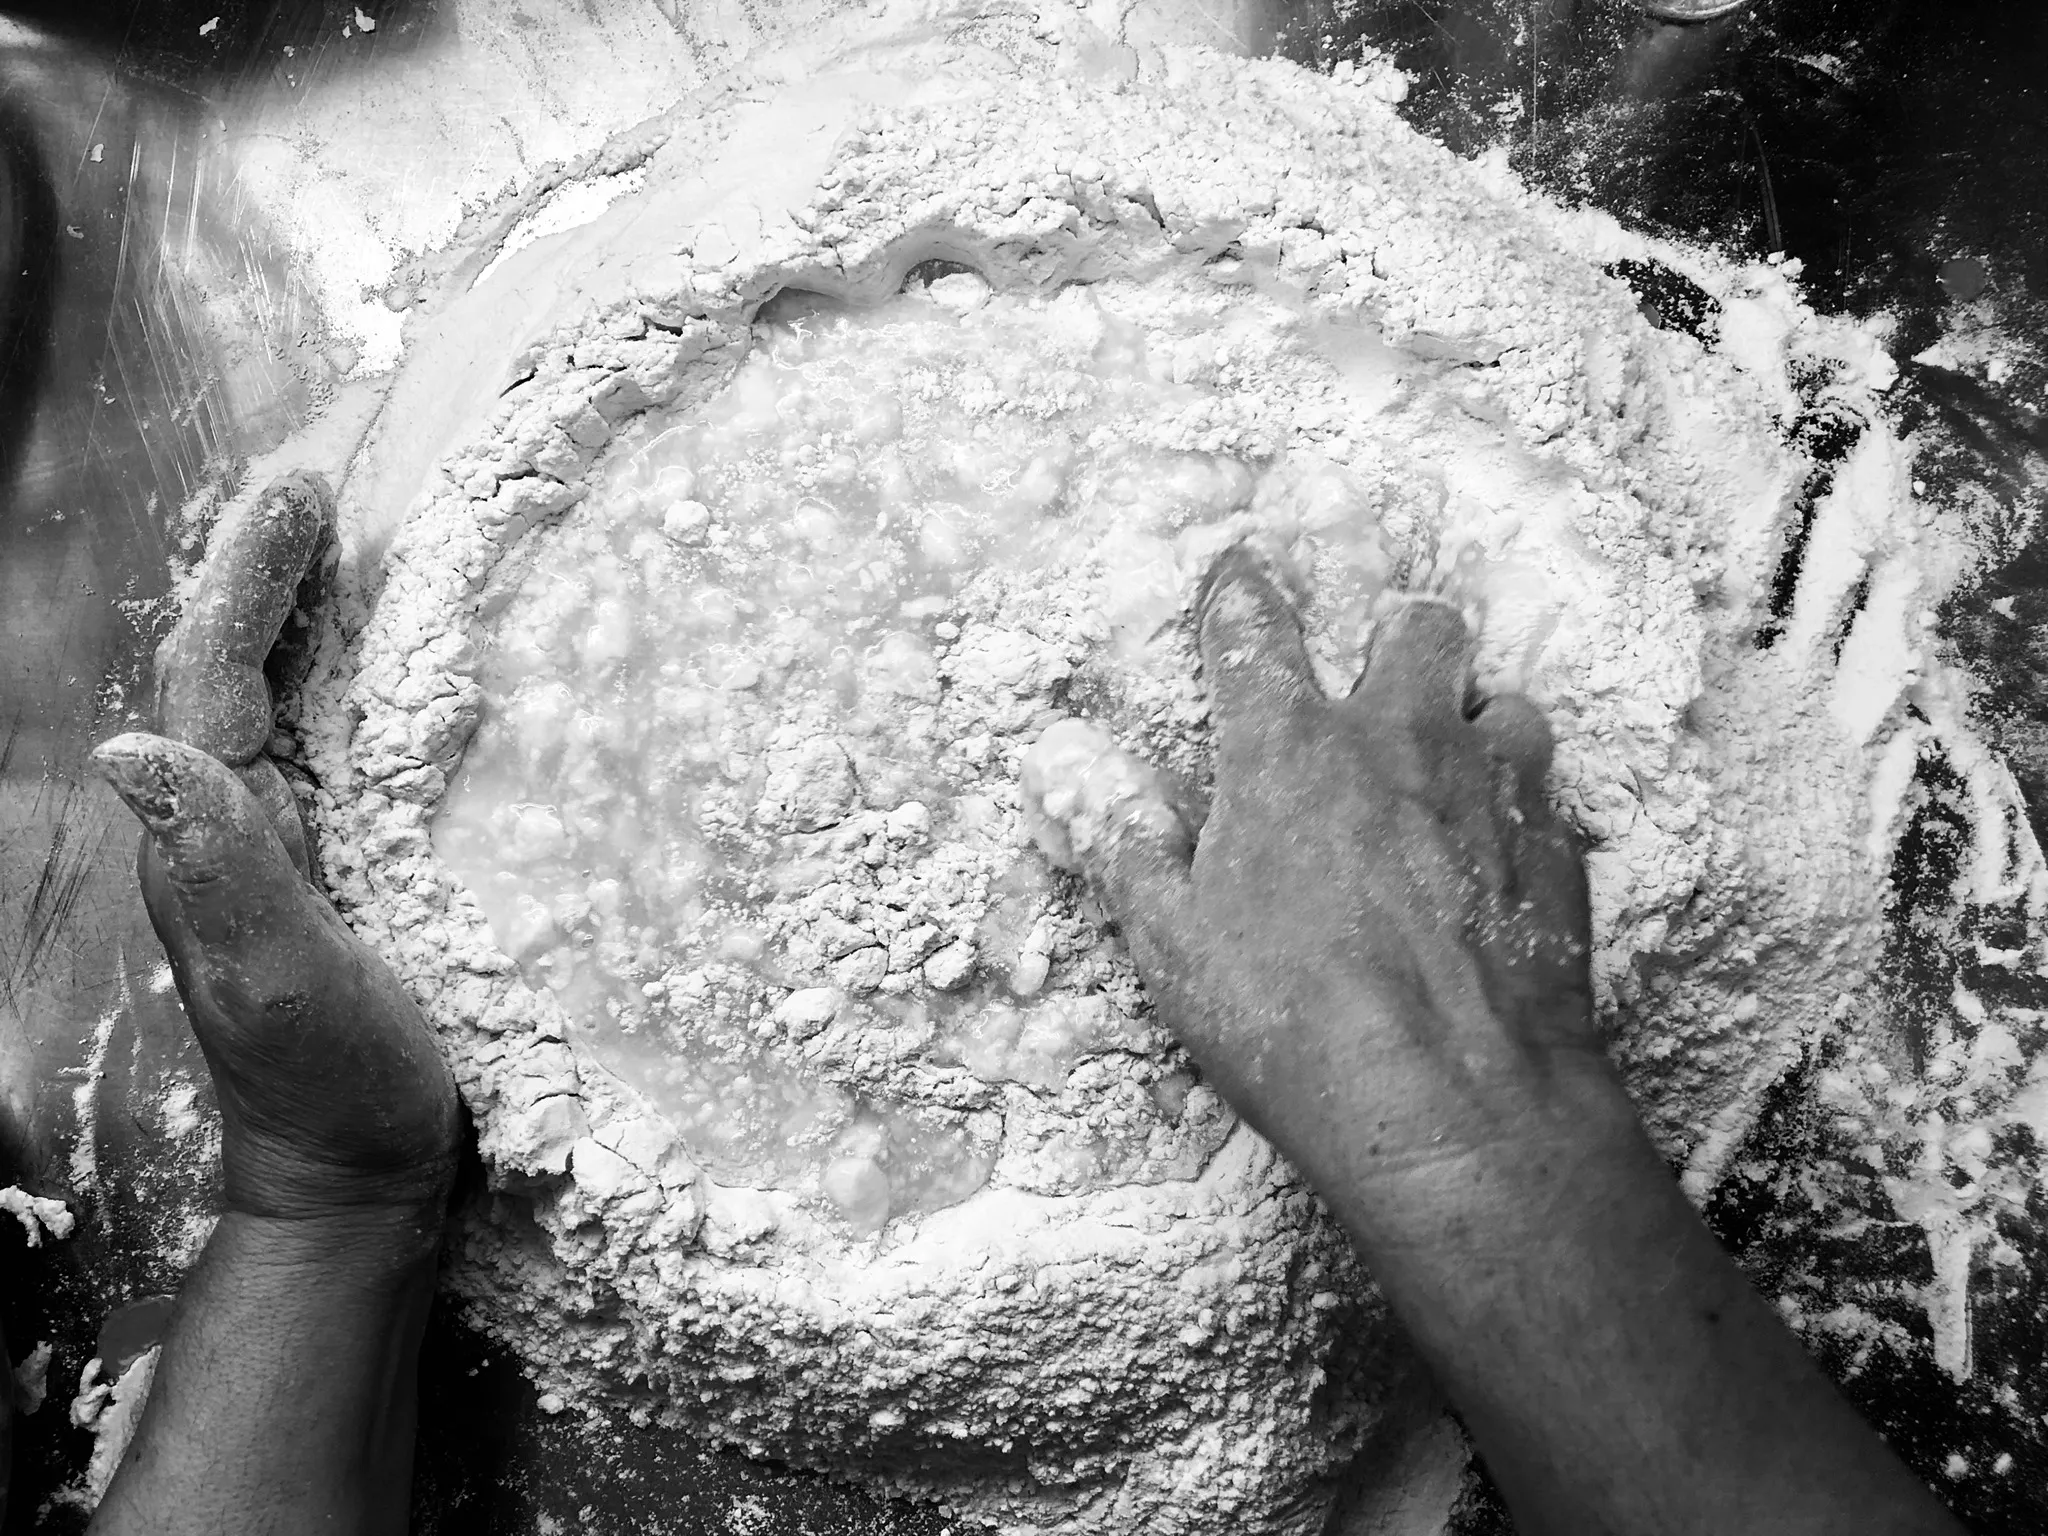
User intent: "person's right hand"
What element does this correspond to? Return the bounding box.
[93,473,459,1227]
[1024,544,1622,1242]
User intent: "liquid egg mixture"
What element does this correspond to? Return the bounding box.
[432,275,1387,1233]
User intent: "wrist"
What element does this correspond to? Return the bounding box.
[215,1202,449,1293]
[221,1123,458,1229]
[1305,1045,1659,1257]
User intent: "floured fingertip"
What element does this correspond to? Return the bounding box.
[1189,531,1309,627]
[1020,718,1120,870]
[250,470,336,553]
[1019,718,1191,876]
[91,732,191,830]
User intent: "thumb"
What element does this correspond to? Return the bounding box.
[1021,719,1200,991]
[91,733,306,951]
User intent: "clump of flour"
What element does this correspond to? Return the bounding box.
[0,1186,76,1247]
[275,10,2034,1532]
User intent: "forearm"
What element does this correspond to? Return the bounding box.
[88,1206,442,1536]
[1309,1069,1966,1536]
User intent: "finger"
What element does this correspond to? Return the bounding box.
[155,472,334,764]
[92,734,305,949]
[235,757,312,881]
[1194,543,1322,759]
[1346,594,1476,729]
[266,523,341,700]
[1021,719,1198,984]
[1468,691,1555,819]
[1496,824,1596,1025]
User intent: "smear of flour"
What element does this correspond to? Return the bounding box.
[68,1348,161,1508]
[270,8,2042,1533]
[473,166,651,291]
[69,1005,119,1191]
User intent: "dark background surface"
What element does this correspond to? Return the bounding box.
[1,1,2045,1531]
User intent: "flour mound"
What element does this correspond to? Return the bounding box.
[294,17,2014,1533]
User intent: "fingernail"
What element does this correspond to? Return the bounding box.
[1195,538,1302,627]
[91,733,187,831]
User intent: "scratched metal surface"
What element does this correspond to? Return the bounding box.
[0,1,2043,1532]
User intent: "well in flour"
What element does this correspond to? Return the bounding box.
[434,276,1377,1232]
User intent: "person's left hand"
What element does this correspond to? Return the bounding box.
[93,473,459,1224]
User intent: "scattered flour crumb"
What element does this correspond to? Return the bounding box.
[13,1340,53,1415]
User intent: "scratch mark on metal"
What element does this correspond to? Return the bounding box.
[3,781,116,1005]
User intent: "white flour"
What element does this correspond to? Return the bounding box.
[268,7,2042,1530]
[68,1347,161,1506]
[0,1185,75,1247]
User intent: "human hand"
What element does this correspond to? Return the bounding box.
[1023,547,1983,1536]
[93,474,459,1225]
[1024,544,1619,1241]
